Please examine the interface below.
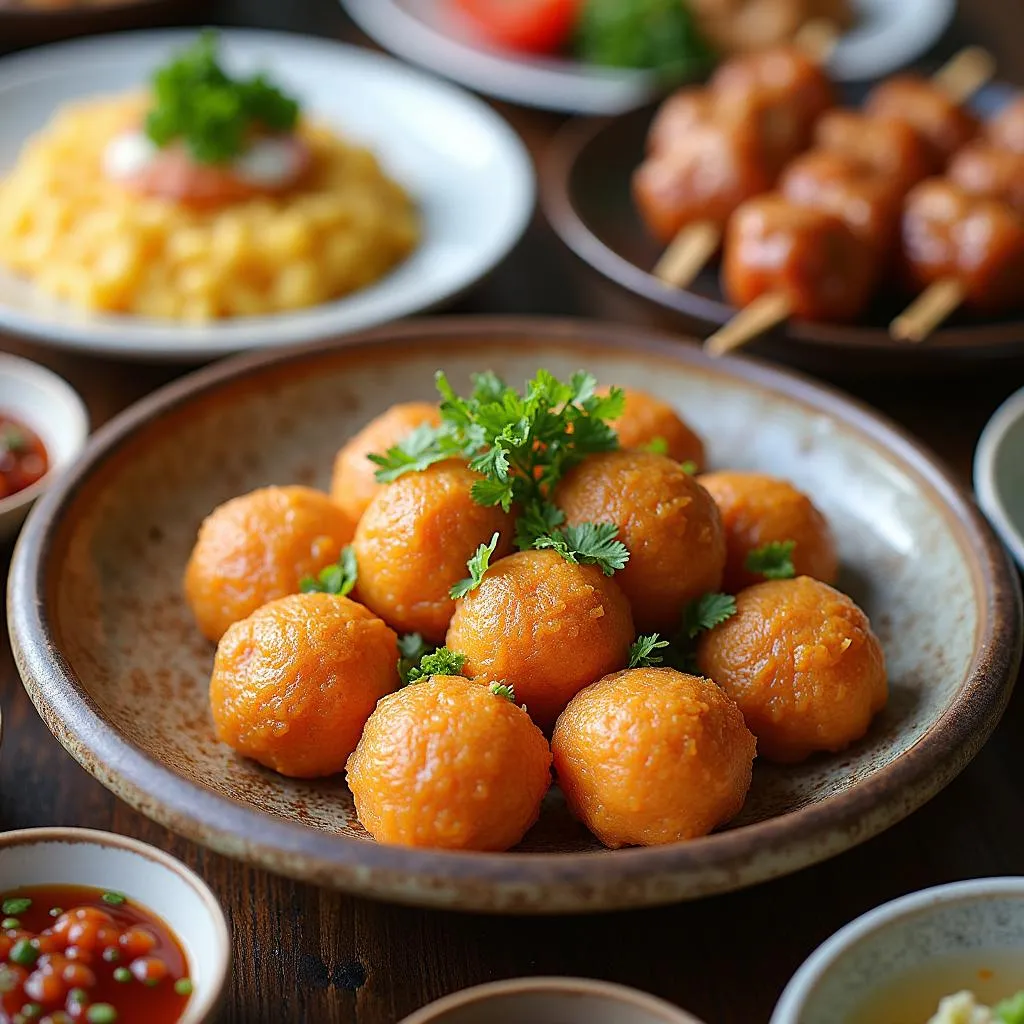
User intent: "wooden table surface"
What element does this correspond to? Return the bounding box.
[2,2,1024,1022]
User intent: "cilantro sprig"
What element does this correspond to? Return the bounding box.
[145,30,300,165]
[654,592,739,673]
[745,540,796,580]
[405,647,466,684]
[299,546,357,596]
[370,369,633,576]
[450,532,500,599]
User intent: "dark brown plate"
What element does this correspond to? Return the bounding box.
[8,317,1022,913]
[540,86,1024,373]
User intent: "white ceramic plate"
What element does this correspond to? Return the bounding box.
[975,386,1024,571]
[340,0,957,113]
[0,29,535,361]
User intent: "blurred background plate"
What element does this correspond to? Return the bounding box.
[0,29,535,361]
[975,385,1024,570]
[541,82,1024,374]
[341,0,957,114]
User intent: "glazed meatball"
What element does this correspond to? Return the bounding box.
[347,675,552,851]
[606,387,706,470]
[210,593,399,778]
[445,549,634,730]
[554,451,725,632]
[553,668,756,848]
[184,485,355,642]
[696,576,887,763]
[698,471,838,592]
[330,401,441,523]
[352,460,515,641]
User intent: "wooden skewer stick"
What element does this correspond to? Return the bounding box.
[704,292,792,357]
[653,221,721,288]
[652,20,842,291]
[890,278,967,343]
[932,46,997,104]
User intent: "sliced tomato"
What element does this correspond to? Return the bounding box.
[453,0,581,55]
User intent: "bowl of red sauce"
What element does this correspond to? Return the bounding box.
[0,354,88,542]
[0,828,229,1024]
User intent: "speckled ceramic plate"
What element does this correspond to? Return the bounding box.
[8,318,1022,913]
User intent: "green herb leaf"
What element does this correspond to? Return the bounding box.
[679,460,697,475]
[368,422,459,483]
[145,30,300,165]
[406,647,467,684]
[995,991,1024,1024]
[533,522,630,576]
[629,634,670,669]
[101,891,126,906]
[642,436,669,455]
[175,978,194,996]
[299,546,358,596]
[1,899,30,916]
[449,532,500,599]
[744,540,797,580]
[0,427,27,455]
[514,501,565,551]
[680,593,737,641]
[489,682,516,702]
[397,633,431,685]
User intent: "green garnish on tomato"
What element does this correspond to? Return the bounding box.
[145,29,300,165]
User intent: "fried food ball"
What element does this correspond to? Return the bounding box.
[352,460,515,641]
[346,675,552,851]
[696,576,887,763]
[552,668,756,848]
[604,386,706,470]
[330,402,441,522]
[185,485,355,643]
[553,451,725,632]
[445,549,634,729]
[210,593,400,778]
[698,471,838,592]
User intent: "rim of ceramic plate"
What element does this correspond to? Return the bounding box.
[7,316,1023,912]
[0,826,230,1023]
[770,876,1024,1023]
[974,385,1024,569]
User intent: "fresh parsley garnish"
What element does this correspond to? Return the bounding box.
[397,633,431,684]
[679,460,697,475]
[532,522,629,576]
[628,634,670,668]
[642,436,669,455]
[489,682,516,702]
[680,592,737,640]
[450,532,500,599]
[369,369,631,575]
[299,546,357,596]
[995,991,1024,1024]
[745,540,796,580]
[145,29,300,165]
[405,647,466,684]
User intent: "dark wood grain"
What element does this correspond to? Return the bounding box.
[1,3,1023,1022]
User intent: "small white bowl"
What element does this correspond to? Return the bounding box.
[0,353,88,541]
[399,977,705,1024]
[771,878,1024,1024]
[975,385,1024,570]
[0,827,230,1023]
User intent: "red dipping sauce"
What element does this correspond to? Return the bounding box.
[0,416,47,502]
[0,885,192,1024]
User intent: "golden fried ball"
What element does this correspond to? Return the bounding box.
[554,450,725,632]
[330,402,441,523]
[445,549,634,730]
[553,667,756,848]
[698,471,839,592]
[346,675,552,851]
[185,485,355,642]
[210,593,399,778]
[697,576,887,763]
[606,386,706,470]
[352,460,515,642]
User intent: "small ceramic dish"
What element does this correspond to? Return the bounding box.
[0,353,88,542]
[399,977,705,1024]
[975,386,1024,570]
[0,826,230,1023]
[541,83,1024,375]
[341,0,955,113]
[8,316,1022,913]
[771,877,1024,1023]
